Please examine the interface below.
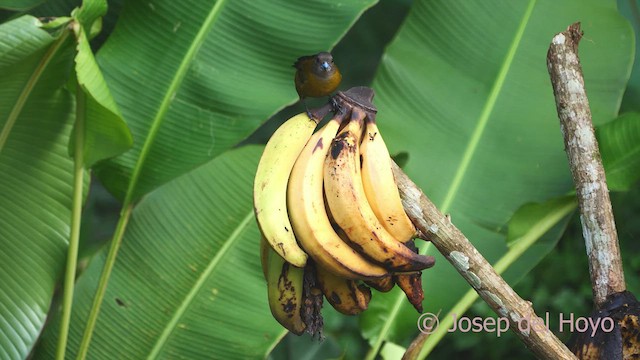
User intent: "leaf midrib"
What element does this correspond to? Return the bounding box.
[440,0,537,214]
[146,210,254,359]
[0,28,69,154]
[369,0,537,355]
[123,0,227,205]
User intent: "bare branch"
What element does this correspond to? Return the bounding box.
[392,162,576,359]
[546,22,626,308]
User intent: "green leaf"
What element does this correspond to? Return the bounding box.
[28,0,81,17]
[332,0,412,89]
[0,15,76,359]
[390,151,409,169]
[73,0,106,31]
[506,196,577,245]
[38,16,72,29]
[71,21,132,167]
[92,0,377,201]
[362,0,633,352]
[0,0,43,11]
[37,146,289,359]
[500,196,577,284]
[617,0,640,112]
[0,15,53,76]
[270,332,344,360]
[598,112,640,191]
[379,341,406,359]
[29,0,124,52]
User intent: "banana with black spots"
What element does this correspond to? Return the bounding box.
[288,109,389,280]
[265,243,307,334]
[395,272,424,313]
[324,108,435,272]
[316,264,372,315]
[360,115,416,242]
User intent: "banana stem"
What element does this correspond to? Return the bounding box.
[55,79,85,360]
[391,162,576,360]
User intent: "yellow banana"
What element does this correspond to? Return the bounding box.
[287,110,388,280]
[316,264,371,315]
[265,245,307,335]
[254,113,317,267]
[360,117,416,242]
[324,108,435,272]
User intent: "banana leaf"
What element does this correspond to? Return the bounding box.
[0,15,75,360]
[361,0,633,354]
[1,1,134,356]
[618,0,640,112]
[91,0,377,201]
[32,0,376,358]
[0,0,43,11]
[598,112,640,191]
[6,0,635,358]
[36,146,289,359]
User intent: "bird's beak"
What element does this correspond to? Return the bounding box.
[321,61,331,71]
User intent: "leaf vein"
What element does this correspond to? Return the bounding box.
[439,0,536,213]
[123,0,227,203]
[146,210,254,359]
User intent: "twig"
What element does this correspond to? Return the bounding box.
[392,162,576,359]
[546,22,626,308]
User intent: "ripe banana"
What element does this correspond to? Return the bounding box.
[254,113,317,267]
[316,264,372,315]
[265,244,307,335]
[365,276,395,293]
[324,108,435,272]
[259,94,438,335]
[288,110,389,280]
[395,271,424,313]
[360,116,416,243]
[335,211,393,293]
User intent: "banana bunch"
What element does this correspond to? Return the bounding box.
[255,102,435,335]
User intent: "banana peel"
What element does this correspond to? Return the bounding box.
[569,290,640,359]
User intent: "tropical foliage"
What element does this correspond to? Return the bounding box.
[0,0,638,359]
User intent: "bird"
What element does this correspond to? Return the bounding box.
[293,52,342,118]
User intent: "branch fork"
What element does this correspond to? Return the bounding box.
[397,22,628,359]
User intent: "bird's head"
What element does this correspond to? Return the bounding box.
[314,52,336,76]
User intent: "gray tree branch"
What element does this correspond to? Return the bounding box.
[546,22,626,308]
[392,162,576,359]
